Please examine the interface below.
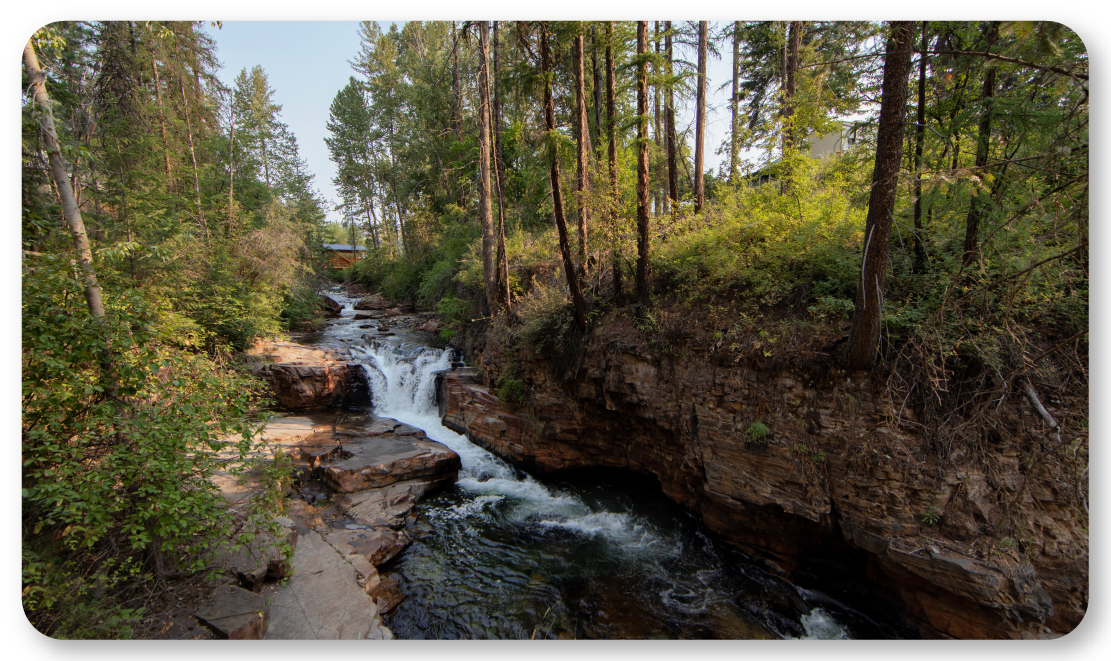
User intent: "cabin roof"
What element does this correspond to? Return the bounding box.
[322,243,367,252]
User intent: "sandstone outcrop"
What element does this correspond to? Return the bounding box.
[247,340,369,410]
[438,337,1087,640]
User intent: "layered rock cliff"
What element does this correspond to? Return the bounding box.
[436,320,1087,640]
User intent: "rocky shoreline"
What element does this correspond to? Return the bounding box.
[147,292,455,640]
[437,329,1087,640]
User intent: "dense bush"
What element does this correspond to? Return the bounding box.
[22,258,283,637]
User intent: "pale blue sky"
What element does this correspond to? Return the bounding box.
[204,21,758,226]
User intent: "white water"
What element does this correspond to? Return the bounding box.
[798,608,850,640]
[345,336,852,639]
[348,342,672,556]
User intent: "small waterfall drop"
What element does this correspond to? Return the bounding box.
[344,338,856,640]
[349,343,667,553]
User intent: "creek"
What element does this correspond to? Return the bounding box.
[313,289,909,640]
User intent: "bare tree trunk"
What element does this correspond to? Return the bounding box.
[963,22,1001,266]
[179,79,208,237]
[573,27,591,279]
[843,22,916,370]
[151,54,174,186]
[606,22,622,303]
[227,95,235,235]
[654,22,662,216]
[694,21,707,213]
[493,21,511,311]
[477,22,499,314]
[781,21,801,194]
[452,21,466,209]
[592,27,603,153]
[913,21,928,274]
[24,39,105,320]
[665,21,678,214]
[730,21,741,184]
[365,201,379,250]
[636,22,651,306]
[541,23,588,329]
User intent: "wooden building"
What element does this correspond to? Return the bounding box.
[322,243,367,269]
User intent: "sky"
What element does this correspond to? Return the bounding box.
[204,21,746,227]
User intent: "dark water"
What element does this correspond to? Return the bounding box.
[381,468,903,640]
[325,288,913,640]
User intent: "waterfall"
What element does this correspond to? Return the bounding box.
[345,338,854,639]
[348,343,667,554]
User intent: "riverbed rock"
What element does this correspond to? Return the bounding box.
[328,527,413,567]
[418,320,441,333]
[385,307,403,318]
[246,340,369,410]
[319,432,461,493]
[265,529,392,639]
[195,585,270,639]
[319,294,344,317]
[439,336,1088,640]
[354,293,391,310]
[336,477,450,528]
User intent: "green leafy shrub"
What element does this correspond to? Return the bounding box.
[496,362,528,406]
[22,258,284,637]
[746,421,771,444]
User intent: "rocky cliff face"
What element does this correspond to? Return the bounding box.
[436,328,1087,640]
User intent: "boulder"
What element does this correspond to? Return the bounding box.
[195,585,270,639]
[337,477,451,528]
[385,307,403,318]
[354,294,391,310]
[319,294,344,317]
[418,320,441,333]
[319,432,461,493]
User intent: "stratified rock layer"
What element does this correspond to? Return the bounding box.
[438,339,1087,640]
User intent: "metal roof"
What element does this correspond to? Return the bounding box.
[322,243,367,252]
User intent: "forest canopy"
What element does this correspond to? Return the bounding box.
[22,19,1087,638]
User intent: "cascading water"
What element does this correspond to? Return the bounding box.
[344,339,871,640]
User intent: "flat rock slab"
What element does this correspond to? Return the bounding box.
[265,529,392,640]
[321,432,460,493]
[196,585,270,639]
[337,477,451,528]
[327,527,412,567]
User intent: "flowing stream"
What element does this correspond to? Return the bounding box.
[319,290,906,639]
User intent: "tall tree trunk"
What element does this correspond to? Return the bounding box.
[963,22,1001,266]
[477,22,499,314]
[24,39,105,320]
[592,27,603,153]
[150,54,174,186]
[730,21,741,184]
[227,95,235,235]
[389,179,410,260]
[843,22,916,370]
[912,22,929,274]
[541,23,588,329]
[693,21,707,213]
[665,22,679,214]
[606,21,622,302]
[452,21,466,209]
[654,22,662,216]
[179,79,208,237]
[781,21,801,193]
[636,22,651,306]
[262,135,271,192]
[493,21,511,311]
[365,200,379,250]
[573,27,591,279]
